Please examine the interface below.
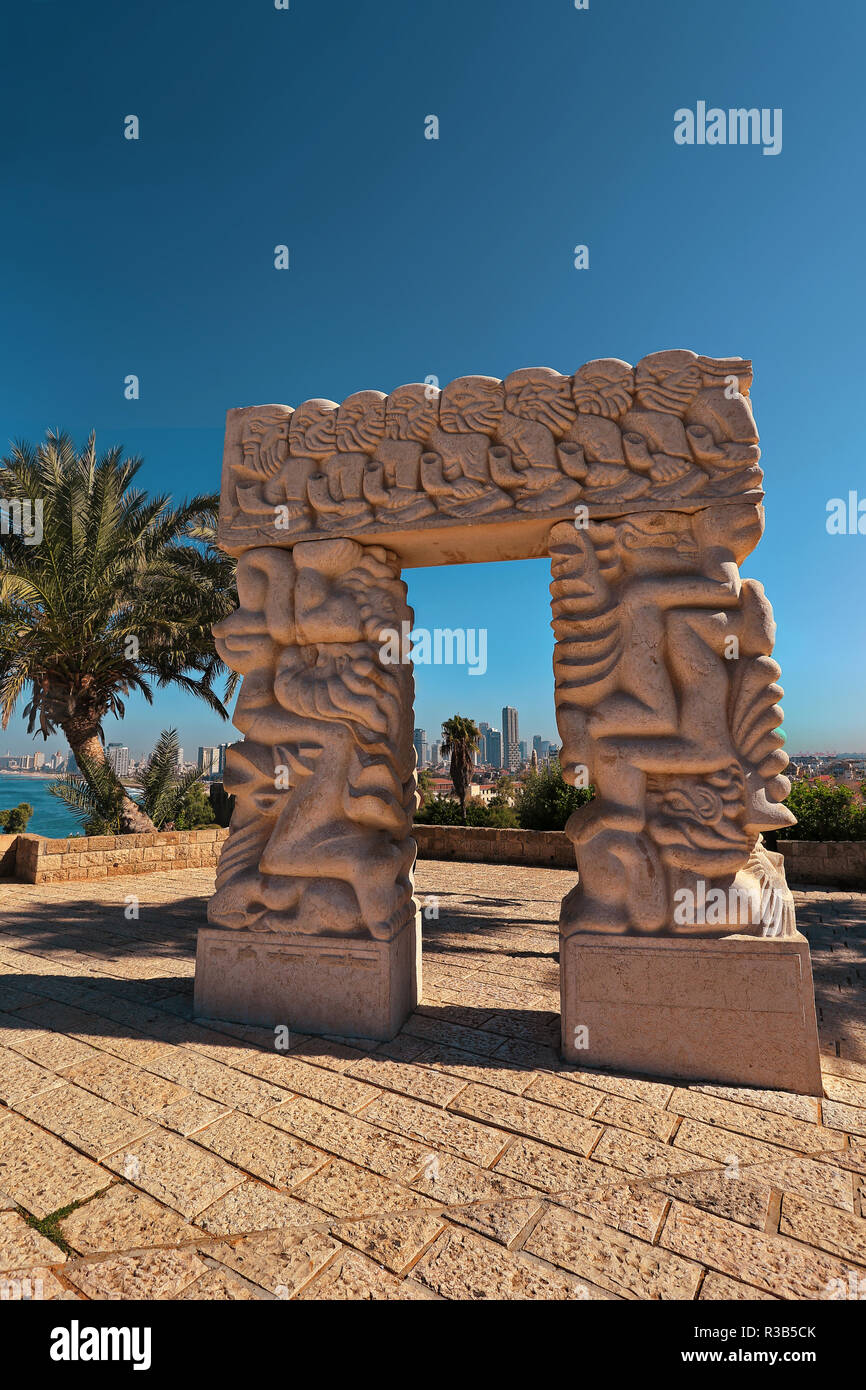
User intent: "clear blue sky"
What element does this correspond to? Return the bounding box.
[1,0,863,759]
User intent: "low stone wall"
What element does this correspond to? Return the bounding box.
[778,839,866,889]
[2,825,863,888]
[412,824,575,868]
[0,834,18,877]
[11,828,230,884]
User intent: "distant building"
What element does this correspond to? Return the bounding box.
[478,721,492,764]
[106,744,130,777]
[502,706,520,770]
[487,729,502,768]
[198,746,222,777]
[413,728,427,768]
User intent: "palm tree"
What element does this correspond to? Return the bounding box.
[441,714,480,824]
[0,432,237,832]
[50,728,210,835]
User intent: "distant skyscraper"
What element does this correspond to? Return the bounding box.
[532,734,542,755]
[106,743,130,777]
[487,729,502,768]
[176,746,184,768]
[413,728,427,768]
[502,706,520,770]
[518,740,527,762]
[198,746,222,777]
[478,721,491,763]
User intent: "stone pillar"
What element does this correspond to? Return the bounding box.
[194,538,420,1039]
[549,503,822,1094]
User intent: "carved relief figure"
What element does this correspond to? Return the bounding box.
[549,502,795,939]
[208,540,418,941]
[363,384,438,523]
[220,351,768,547]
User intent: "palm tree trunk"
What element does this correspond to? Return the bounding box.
[63,727,156,834]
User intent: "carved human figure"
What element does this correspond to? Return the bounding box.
[303,393,379,524]
[208,540,417,940]
[418,376,512,515]
[361,384,438,523]
[233,407,314,531]
[494,368,587,511]
[549,504,795,938]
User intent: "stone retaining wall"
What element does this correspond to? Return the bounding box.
[10,828,230,884]
[0,834,17,877]
[412,824,575,868]
[778,839,866,889]
[1,825,863,888]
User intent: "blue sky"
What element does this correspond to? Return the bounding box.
[1,0,864,759]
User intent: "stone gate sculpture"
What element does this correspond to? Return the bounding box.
[194,349,822,1095]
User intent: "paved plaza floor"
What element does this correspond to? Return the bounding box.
[0,861,864,1300]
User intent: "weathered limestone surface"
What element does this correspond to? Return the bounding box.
[218,350,764,565]
[196,537,421,1037]
[560,934,822,1093]
[202,349,820,1087]
[549,504,795,940]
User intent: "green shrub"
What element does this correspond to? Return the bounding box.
[414,795,464,825]
[466,797,519,828]
[517,765,594,831]
[172,783,216,830]
[782,780,866,841]
[0,802,33,833]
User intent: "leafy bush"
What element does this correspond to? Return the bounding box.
[781,780,866,841]
[172,783,216,830]
[466,797,518,828]
[517,764,594,831]
[0,802,33,833]
[416,769,433,809]
[415,795,463,825]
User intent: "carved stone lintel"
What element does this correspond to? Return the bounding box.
[218,351,764,564]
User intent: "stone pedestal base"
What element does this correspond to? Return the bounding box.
[560,932,822,1095]
[194,915,421,1041]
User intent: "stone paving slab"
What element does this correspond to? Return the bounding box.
[0,862,864,1299]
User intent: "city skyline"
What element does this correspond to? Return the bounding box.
[0,695,565,767]
[2,3,866,755]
